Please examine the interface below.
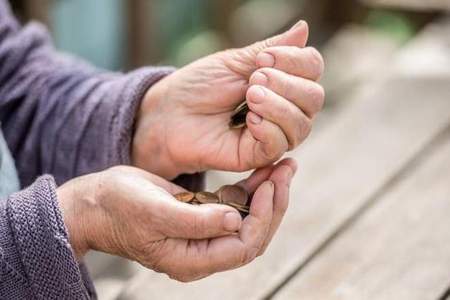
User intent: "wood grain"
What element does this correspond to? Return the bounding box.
[95,19,450,300]
[117,77,450,300]
[275,130,450,300]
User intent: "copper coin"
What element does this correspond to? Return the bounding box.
[174,192,195,203]
[229,101,249,129]
[216,185,249,206]
[195,192,220,204]
[228,203,250,213]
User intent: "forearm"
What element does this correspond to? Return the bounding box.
[0,0,174,186]
[0,176,95,299]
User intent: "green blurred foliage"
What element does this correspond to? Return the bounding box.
[366,10,416,44]
[9,0,435,70]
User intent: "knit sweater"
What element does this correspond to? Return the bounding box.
[0,0,189,298]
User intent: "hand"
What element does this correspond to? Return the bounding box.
[56,159,296,282]
[133,21,324,179]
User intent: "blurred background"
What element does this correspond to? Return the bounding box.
[9,1,450,299]
[9,0,446,106]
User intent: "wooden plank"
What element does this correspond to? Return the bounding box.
[274,128,450,300]
[116,63,450,300]
[116,20,450,300]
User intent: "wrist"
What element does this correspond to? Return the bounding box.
[132,80,183,179]
[57,176,95,260]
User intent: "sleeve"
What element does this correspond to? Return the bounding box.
[0,176,96,299]
[0,0,174,186]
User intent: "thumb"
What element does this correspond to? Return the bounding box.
[161,201,243,240]
[248,20,309,54]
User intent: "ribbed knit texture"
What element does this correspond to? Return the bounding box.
[2,176,90,299]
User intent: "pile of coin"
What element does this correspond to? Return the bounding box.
[175,185,250,217]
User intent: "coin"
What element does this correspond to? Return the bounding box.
[175,186,250,217]
[215,185,249,206]
[228,202,250,211]
[229,101,249,129]
[175,192,195,203]
[195,192,220,204]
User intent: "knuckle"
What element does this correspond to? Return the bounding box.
[277,102,291,118]
[238,247,256,266]
[280,197,290,213]
[260,142,283,163]
[300,119,313,140]
[278,75,291,97]
[236,161,252,173]
[244,246,260,264]
[310,84,326,113]
[306,47,325,76]
[169,268,205,283]
[238,248,248,266]
[289,110,304,149]
[257,246,267,257]
[291,131,301,150]
[293,119,311,148]
[315,85,326,111]
[93,171,115,200]
[286,52,299,69]
[190,214,207,235]
[170,273,194,283]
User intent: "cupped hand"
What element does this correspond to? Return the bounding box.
[57,159,296,282]
[133,21,324,179]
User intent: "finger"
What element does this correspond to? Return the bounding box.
[236,158,296,194]
[159,200,243,239]
[242,111,289,166]
[108,166,187,195]
[232,21,309,78]
[250,68,325,118]
[188,180,275,275]
[252,20,309,52]
[236,164,275,193]
[256,46,324,80]
[247,85,312,150]
[238,180,274,258]
[258,159,297,255]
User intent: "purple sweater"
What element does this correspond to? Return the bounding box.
[0,1,203,298]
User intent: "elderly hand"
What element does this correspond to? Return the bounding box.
[57,159,296,282]
[133,21,324,179]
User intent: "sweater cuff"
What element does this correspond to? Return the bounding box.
[110,66,175,166]
[5,176,93,299]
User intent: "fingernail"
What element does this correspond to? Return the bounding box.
[248,85,265,105]
[224,212,242,232]
[251,72,268,86]
[253,86,266,98]
[257,52,275,68]
[249,112,263,125]
[290,20,306,31]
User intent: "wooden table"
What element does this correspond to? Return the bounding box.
[90,18,450,300]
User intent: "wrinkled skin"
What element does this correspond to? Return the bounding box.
[133,21,324,179]
[58,159,296,282]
